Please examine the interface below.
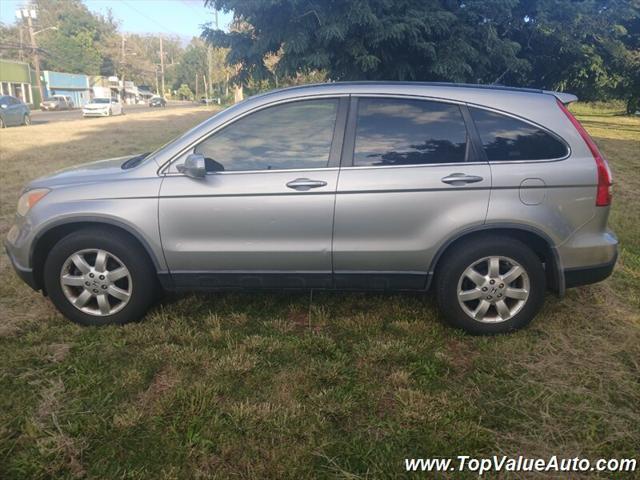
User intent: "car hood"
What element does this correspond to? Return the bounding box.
[27,154,145,189]
[84,102,110,108]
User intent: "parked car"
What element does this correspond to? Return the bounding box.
[0,95,31,128]
[149,96,167,107]
[82,98,124,117]
[41,95,74,111]
[5,82,617,333]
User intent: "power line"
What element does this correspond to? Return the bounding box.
[119,0,184,38]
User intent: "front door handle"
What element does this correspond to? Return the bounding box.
[286,178,328,191]
[441,173,484,186]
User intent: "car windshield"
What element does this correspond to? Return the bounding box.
[93,98,111,104]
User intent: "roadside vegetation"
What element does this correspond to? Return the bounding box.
[0,104,638,479]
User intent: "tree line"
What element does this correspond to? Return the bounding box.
[2,0,637,109]
[203,0,640,112]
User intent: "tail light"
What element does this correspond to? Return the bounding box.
[556,98,612,206]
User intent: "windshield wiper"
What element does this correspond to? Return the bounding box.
[121,152,150,170]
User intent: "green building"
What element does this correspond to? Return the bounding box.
[0,59,41,107]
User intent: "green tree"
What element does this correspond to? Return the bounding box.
[203,0,640,103]
[34,0,118,74]
[176,83,194,100]
[505,0,640,101]
[203,0,528,85]
[171,38,208,96]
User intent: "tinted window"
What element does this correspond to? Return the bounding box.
[353,98,468,166]
[471,107,568,161]
[195,99,338,172]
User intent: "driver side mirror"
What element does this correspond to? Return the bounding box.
[177,153,206,178]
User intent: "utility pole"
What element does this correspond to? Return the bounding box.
[207,45,213,100]
[212,10,218,97]
[18,26,24,62]
[120,33,126,102]
[17,6,43,104]
[159,36,165,98]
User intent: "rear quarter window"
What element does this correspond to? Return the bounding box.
[470,107,568,161]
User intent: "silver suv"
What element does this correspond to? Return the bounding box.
[5,82,618,334]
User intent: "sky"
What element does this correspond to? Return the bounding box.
[0,0,233,40]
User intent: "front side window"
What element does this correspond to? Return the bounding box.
[470,107,568,161]
[353,98,468,166]
[195,99,339,172]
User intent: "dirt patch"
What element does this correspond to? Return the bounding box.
[137,365,180,411]
[33,379,86,478]
[46,343,71,363]
[441,338,479,376]
[36,378,65,423]
[113,365,180,429]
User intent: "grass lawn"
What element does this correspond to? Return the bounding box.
[0,103,638,479]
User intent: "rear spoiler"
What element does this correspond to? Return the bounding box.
[544,91,578,105]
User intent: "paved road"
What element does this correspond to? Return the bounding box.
[30,102,196,125]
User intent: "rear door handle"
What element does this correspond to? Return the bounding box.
[286,178,328,191]
[441,173,484,186]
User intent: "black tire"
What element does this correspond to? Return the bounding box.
[43,228,157,326]
[435,235,546,334]
[23,114,31,126]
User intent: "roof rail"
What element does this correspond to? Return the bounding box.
[256,81,578,102]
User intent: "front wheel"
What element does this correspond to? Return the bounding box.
[23,114,31,126]
[44,228,157,326]
[435,235,545,334]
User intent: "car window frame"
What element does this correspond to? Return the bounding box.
[340,94,485,169]
[465,103,571,164]
[162,95,349,176]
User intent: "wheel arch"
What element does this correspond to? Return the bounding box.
[427,224,564,296]
[30,219,164,293]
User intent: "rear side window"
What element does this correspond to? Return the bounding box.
[470,107,568,161]
[353,98,468,166]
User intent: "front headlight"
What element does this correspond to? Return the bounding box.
[17,188,50,216]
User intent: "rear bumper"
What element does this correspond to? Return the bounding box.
[564,251,618,288]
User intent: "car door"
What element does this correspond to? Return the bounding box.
[332,96,492,290]
[159,97,348,289]
[7,97,20,125]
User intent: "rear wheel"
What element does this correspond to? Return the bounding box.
[0,117,5,128]
[23,114,31,126]
[44,228,157,326]
[435,235,545,334]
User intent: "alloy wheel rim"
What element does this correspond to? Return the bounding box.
[60,248,132,316]
[456,255,530,323]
